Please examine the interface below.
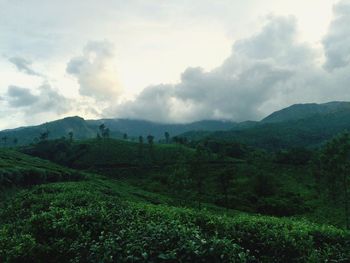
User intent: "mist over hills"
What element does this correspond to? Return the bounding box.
[1,101,350,149]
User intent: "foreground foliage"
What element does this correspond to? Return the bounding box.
[1,179,349,262]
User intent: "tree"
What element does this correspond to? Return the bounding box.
[1,136,8,147]
[39,130,49,142]
[147,135,155,162]
[13,137,18,146]
[123,133,128,140]
[217,166,235,210]
[98,123,106,137]
[164,132,170,143]
[147,135,154,145]
[320,132,350,229]
[190,144,210,209]
[68,131,74,142]
[98,124,110,139]
[99,124,105,134]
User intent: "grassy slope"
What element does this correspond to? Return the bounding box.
[0,149,84,189]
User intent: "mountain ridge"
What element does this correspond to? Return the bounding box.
[1,101,350,148]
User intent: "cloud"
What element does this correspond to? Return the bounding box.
[5,83,72,115]
[109,16,314,122]
[6,85,39,107]
[323,0,350,70]
[67,41,122,101]
[108,4,350,123]
[8,57,42,76]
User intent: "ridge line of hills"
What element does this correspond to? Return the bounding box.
[1,101,350,149]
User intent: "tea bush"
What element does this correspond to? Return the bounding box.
[1,180,349,262]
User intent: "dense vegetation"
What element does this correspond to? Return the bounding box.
[1,178,349,262]
[2,102,350,262]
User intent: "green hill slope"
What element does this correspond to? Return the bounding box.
[262,101,350,123]
[0,149,84,189]
[0,116,102,146]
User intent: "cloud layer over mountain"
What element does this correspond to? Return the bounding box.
[110,4,350,122]
[1,0,350,128]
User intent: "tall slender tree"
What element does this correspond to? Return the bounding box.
[320,132,350,229]
[190,144,210,209]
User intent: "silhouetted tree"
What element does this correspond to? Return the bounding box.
[123,133,128,140]
[39,130,49,142]
[164,132,170,143]
[99,124,106,138]
[68,131,74,142]
[13,137,18,146]
[146,135,155,161]
[147,135,154,145]
[98,124,110,139]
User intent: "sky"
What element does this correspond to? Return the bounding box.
[1,0,350,129]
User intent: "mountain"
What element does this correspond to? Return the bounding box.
[86,119,237,139]
[181,101,350,149]
[262,101,350,123]
[2,101,350,149]
[0,116,100,146]
[0,117,236,146]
